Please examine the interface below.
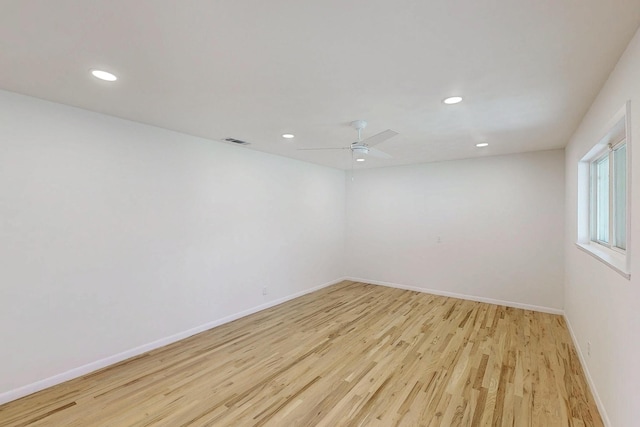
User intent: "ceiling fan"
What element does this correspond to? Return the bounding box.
[298,120,398,162]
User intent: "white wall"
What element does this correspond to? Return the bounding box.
[564,28,640,427]
[9,33,639,421]
[346,150,565,311]
[0,90,346,399]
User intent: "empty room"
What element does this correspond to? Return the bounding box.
[1,1,639,426]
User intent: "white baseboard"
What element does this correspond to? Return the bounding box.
[346,277,565,315]
[563,315,611,427]
[0,277,346,406]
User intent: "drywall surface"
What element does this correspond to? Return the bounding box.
[564,28,640,427]
[0,90,345,397]
[346,150,565,310]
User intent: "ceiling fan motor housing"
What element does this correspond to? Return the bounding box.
[352,145,369,154]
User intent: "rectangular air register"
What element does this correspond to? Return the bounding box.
[223,137,250,145]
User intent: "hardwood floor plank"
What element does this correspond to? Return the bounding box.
[0,281,603,426]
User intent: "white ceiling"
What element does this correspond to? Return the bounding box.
[1,1,639,170]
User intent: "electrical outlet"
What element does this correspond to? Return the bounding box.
[587,341,591,357]
[437,236,442,244]
[262,287,268,296]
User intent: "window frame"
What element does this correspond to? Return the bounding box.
[576,101,631,279]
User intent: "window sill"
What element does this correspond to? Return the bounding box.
[575,242,630,279]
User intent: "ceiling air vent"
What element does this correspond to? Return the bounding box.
[223,137,250,145]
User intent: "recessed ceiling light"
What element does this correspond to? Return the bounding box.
[476,142,489,147]
[356,158,365,162]
[443,96,463,105]
[91,69,117,82]
[282,133,295,139]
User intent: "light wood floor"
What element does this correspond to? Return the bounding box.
[0,281,602,426]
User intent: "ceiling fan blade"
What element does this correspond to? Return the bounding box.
[296,147,350,151]
[361,129,398,147]
[367,147,393,159]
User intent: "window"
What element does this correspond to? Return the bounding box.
[577,102,631,278]
[590,140,626,251]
